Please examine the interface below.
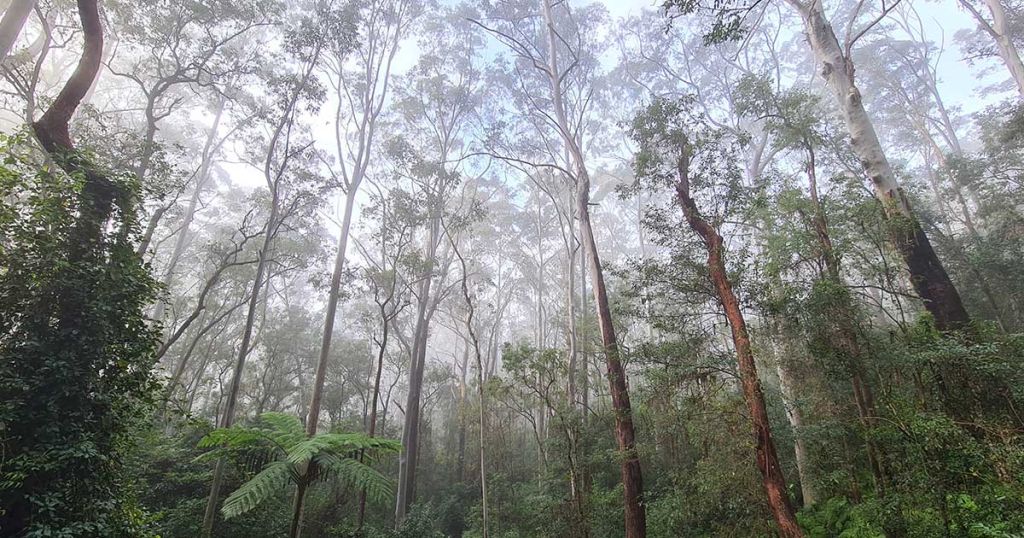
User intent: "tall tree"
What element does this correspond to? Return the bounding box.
[632,98,803,538]
[201,11,330,533]
[958,0,1024,96]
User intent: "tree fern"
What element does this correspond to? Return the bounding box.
[220,460,296,519]
[197,412,400,520]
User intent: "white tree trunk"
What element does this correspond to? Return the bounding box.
[0,0,33,63]
[788,0,970,330]
[774,353,817,506]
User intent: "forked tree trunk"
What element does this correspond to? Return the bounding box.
[675,151,803,538]
[788,0,970,331]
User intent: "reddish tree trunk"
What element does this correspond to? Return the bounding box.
[675,153,803,538]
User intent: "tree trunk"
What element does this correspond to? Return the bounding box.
[452,234,490,538]
[959,0,1024,96]
[202,238,273,536]
[456,342,469,482]
[153,97,226,324]
[307,186,359,436]
[983,0,1024,97]
[357,312,389,529]
[290,481,308,538]
[395,216,439,525]
[675,151,803,538]
[774,351,817,507]
[0,0,32,63]
[540,1,646,535]
[790,0,970,331]
[803,141,886,492]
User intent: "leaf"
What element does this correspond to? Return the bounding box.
[316,451,394,504]
[220,460,297,519]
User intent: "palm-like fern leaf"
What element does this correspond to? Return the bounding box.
[200,412,402,520]
[255,412,307,448]
[316,451,395,504]
[286,433,401,469]
[220,460,297,519]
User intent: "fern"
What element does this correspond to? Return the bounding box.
[220,460,296,519]
[197,412,401,520]
[316,451,394,503]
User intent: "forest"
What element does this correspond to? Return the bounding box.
[1,0,1024,536]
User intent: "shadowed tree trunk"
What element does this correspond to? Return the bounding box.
[786,0,970,331]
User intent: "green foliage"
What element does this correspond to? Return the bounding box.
[0,135,161,536]
[197,412,400,519]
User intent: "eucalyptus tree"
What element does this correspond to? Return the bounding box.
[956,0,1024,96]
[200,5,343,533]
[104,0,271,257]
[666,0,971,331]
[473,1,647,535]
[0,0,160,533]
[352,177,418,528]
[632,98,804,538]
[389,36,482,520]
[306,0,416,446]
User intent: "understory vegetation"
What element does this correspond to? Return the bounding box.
[2,0,1024,536]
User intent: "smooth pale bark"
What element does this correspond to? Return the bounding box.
[959,0,1024,96]
[774,346,817,507]
[395,217,440,523]
[452,235,490,538]
[540,1,646,535]
[787,0,970,331]
[0,0,32,63]
[675,150,803,538]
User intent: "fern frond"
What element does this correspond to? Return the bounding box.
[220,460,297,519]
[315,433,402,454]
[316,452,394,504]
[197,425,267,449]
[255,412,306,448]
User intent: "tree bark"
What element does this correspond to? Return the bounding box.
[0,0,33,63]
[539,1,646,535]
[202,238,273,536]
[395,216,440,524]
[451,233,490,538]
[789,0,970,331]
[307,187,358,436]
[774,347,817,507]
[959,0,1024,96]
[201,40,321,535]
[675,151,803,538]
